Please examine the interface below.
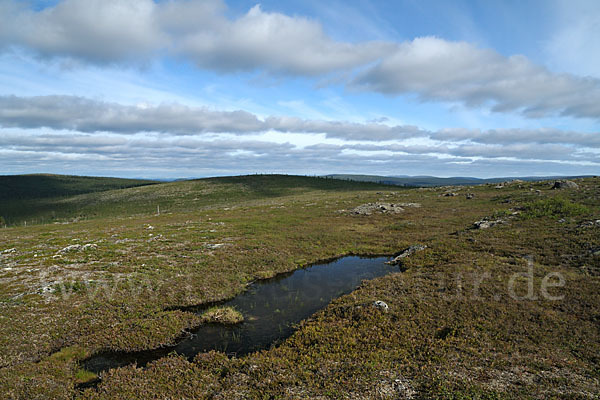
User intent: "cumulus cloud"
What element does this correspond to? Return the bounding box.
[175,4,393,75]
[0,0,165,63]
[0,0,391,74]
[1,1,599,118]
[352,37,600,119]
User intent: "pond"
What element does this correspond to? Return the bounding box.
[83,255,398,376]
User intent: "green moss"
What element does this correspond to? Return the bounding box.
[200,306,244,324]
[48,345,88,362]
[74,368,98,384]
[522,196,590,219]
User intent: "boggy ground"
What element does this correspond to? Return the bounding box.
[0,175,598,399]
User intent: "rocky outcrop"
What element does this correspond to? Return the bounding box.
[386,244,427,265]
[58,243,97,254]
[473,219,504,229]
[350,203,405,215]
[552,180,579,189]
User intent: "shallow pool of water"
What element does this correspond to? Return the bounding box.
[83,256,397,375]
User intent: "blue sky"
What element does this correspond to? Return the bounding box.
[0,0,598,178]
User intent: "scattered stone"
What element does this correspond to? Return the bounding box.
[147,234,164,242]
[1,248,16,254]
[145,225,154,230]
[40,285,54,294]
[552,180,579,190]
[372,300,389,312]
[577,220,600,229]
[350,202,405,215]
[386,244,427,265]
[375,372,416,399]
[58,243,97,254]
[443,192,457,197]
[473,219,504,229]
[558,218,566,223]
[397,202,421,208]
[205,243,226,249]
[535,190,541,195]
[58,244,82,253]
[466,193,474,199]
[495,184,504,189]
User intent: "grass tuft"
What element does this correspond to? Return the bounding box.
[522,197,590,219]
[200,306,244,324]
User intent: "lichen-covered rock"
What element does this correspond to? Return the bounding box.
[350,203,404,215]
[372,300,389,312]
[473,219,504,229]
[386,244,427,264]
[58,244,82,253]
[552,180,579,189]
[58,243,97,254]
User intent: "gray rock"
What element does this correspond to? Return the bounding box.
[443,192,457,197]
[397,202,421,208]
[205,243,226,249]
[473,219,504,229]
[552,180,579,189]
[1,248,16,254]
[466,193,474,199]
[58,243,97,254]
[373,300,389,312]
[577,220,600,229]
[350,202,405,215]
[58,244,82,253]
[386,244,427,265]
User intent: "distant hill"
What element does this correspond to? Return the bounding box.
[324,174,593,187]
[0,174,158,200]
[0,174,391,226]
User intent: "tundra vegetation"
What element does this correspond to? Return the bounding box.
[0,174,598,399]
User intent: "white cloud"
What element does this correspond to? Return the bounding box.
[176,4,393,75]
[1,1,599,119]
[2,130,598,179]
[0,0,165,64]
[1,94,599,179]
[353,36,600,119]
[0,95,424,140]
[1,95,599,149]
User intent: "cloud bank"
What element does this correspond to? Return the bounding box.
[1,95,598,148]
[1,94,597,178]
[1,0,600,119]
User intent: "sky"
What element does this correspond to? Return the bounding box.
[0,0,599,179]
